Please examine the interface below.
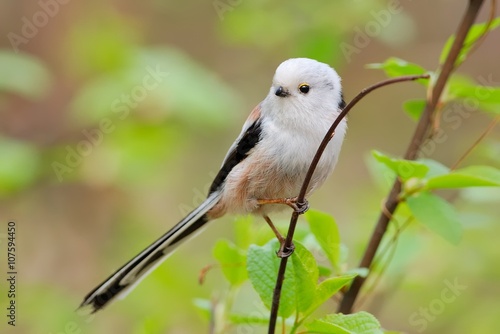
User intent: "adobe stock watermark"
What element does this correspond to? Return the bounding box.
[7,0,71,53]
[213,0,242,20]
[51,65,169,181]
[340,0,407,63]
[408,277,467,332]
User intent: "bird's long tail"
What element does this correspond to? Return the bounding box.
[80,192,221,313]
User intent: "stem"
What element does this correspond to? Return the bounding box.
[267,74,429,334]
[338,0,485,314]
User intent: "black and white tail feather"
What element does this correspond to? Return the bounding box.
[80,104,263,313]
[79,191,221,313]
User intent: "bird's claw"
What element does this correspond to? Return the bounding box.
[286,198,309,214]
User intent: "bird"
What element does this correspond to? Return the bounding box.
[80,57,347,313]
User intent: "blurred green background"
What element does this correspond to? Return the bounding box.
[0,1,499,333]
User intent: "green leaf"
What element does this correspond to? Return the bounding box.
[307,321,351,334]
[306,311,382,334]
[439,17,500,65]
[367,57,428,84]
[213,239,247,286]
[447,75,500,114]
[318,265,332,277]
[247,240,324,318]
[0,51,52,100]
[247,239,296,318]
[305,210,341,270]
[292,243,319,313]
[403,99,426,121]
[308,274,356,315]
[365,153,397,191]
[372,150,429,180]
[406,192,463,245]
[426,165,500,190]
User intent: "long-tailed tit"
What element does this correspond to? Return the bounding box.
[80,58,347,313]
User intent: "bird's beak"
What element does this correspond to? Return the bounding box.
[275,86,289,97]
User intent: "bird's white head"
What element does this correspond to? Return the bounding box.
[261,58,345,134]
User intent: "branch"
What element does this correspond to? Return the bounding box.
[338,0,486,314]
[267,74,430,334]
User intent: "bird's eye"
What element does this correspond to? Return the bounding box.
[298,83,310,94]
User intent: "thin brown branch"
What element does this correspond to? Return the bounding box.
[267,74,429,334]
[451,115,499,170]
[338,0,486,314]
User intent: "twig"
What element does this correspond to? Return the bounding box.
[338,0,486,314]
[355,217,413,310]
[267,74,430,334]
[450,115,499,170]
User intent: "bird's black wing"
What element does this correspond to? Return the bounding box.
[208,118,262,195]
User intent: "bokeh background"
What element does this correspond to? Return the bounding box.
[1,0,499,333]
